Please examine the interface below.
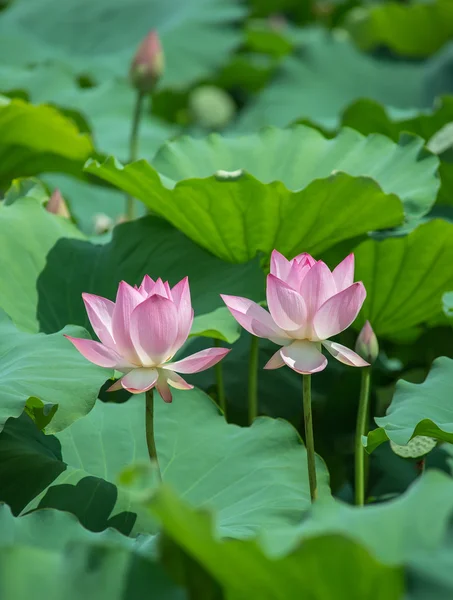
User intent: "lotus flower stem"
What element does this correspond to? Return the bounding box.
[248,335,259,424]
[355,366,371,505]
[125,90,145,221]
[214,339,227,418]
[145,388,161,480]
[302,374,317,502]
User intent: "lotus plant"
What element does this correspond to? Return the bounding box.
[222,250,368,501]
[66,276,230,475]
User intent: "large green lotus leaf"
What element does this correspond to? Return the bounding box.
[0,309,110,434]
[150,125,438,219]
[150,487,403,600]
[0,0,245,89]
[0,198,83,333]
[0,504,186,600]
[353,219,453,338]
[0,97,93,187]
[0,63,79,102]
[190,307,241,344]
[1,389,330,537]
[340,97,453,142]
[236,28,428,131]
[86,160,404,264]
[345,0,453,58]
[35,216,264,335]
[295,470,453,561]
[366,357,453,453]
[152,471,453,598]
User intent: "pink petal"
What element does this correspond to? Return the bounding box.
[170,277,194,351]
[313,282,366,340]
[332,254,355,293]
[280,340,327,374]
[120,368,159,393]
[139,274,155,296]
[82,293,116,349]
[163,347,230,374]
[266,274,308,331]
[294,252,316,267]
[155,370,193,402]
[221,294,289,344]
[285,260,311,291]
[299,260,336,318]
[111,281,143,363]
[152,278,171,299]
[65,335,120,368]
[156,374,173,403]
[264,348,285,370]
[166,370,193,390]
[106,378,123,392]
[322,341,369,367]
[129,295,179,366]
[270,249,292,281]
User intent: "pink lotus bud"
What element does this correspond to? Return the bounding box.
[222,250,369,375]
[355,321,379,364]
[46,188,70,218]
[65,276,230,402]
[130,30,164,92]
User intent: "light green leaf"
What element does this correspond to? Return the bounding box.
[354,220,453,337]
[0,97,93,187]
[0,309,110,434]
[236,28,427,131]
[190,307,241,344]
[3,388,330,537]
[151,125,438,219]
[150,486,403,600]
[366,357,453,453]
[345,0,453,58]
[86,159,404,263]
[0,504,186,600]
[0,0,246,89]
[0,198,83,333]
[3,177,48,205]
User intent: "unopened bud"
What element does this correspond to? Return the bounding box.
[355,321,379,364]
[130,30,164,92]
[46,188,70,218]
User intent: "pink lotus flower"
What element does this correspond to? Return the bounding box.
[65,276,230,402]
[222,251,368,375]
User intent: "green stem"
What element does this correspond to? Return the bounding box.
[248,335,259,424]
[214,338,227,418]
[125,90,145,221]
[145,389,161,480]
[355,366,371,506]
[302,374,317,502]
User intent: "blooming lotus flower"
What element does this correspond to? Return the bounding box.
[221,250,368,375]
[65,276,230,402]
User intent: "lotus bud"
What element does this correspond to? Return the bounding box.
[355,321,379,364]
[130,30,164,93]
[46,188,70,218]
